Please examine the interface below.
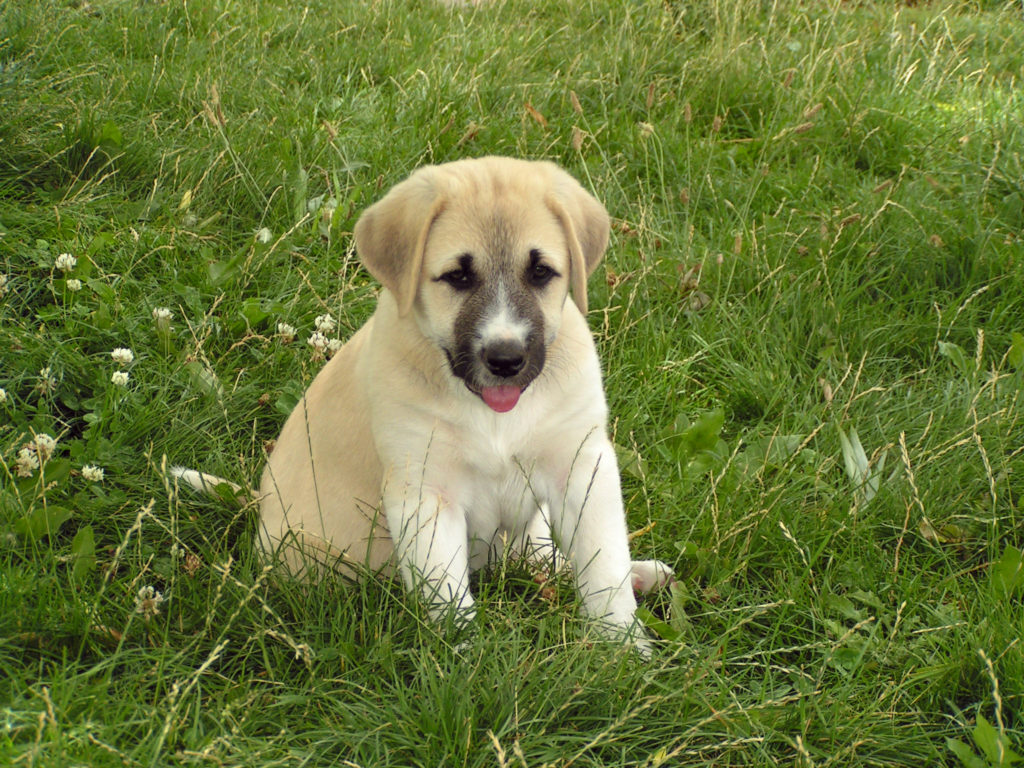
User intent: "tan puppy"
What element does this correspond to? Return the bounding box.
[213,157,671,649]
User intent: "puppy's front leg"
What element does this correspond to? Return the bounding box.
[549,439,647,647]
[383,483,475,627]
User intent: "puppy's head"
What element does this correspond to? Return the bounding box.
[354,157,609,413]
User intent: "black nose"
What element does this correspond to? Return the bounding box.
[483,340,526,378]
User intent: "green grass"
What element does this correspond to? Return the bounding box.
[2,0,1023,765]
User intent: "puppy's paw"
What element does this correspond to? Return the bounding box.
[630,559,675,593]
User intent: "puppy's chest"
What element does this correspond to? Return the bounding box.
[461,457,542,533]
[455,430,550,531]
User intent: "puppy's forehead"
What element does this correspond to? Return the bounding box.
[437,161,550,202]
[428,193,566,266]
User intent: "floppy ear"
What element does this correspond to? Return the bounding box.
[544,166,610,315]
[353,168,445,317]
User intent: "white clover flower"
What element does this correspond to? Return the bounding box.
[111,348,134,366]
[81,464,104,482]
[32,433,57,462]
[135,585,164,618]
[0,388,7,404]
[326,338,344,357]
[307,331,329,352]
[15,448,39,478]
[35,367,56,396]
[66,278,83,292]
[152,307,173,336]
[55,253,77,272]
[255,227,273,244]
[111,370,130,387]
[276,322,296,342]
[314,313,336,333]
[0,274,8,297]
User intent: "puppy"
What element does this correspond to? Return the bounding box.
[253,157,671,649]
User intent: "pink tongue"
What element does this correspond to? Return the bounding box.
[480,386,522,413]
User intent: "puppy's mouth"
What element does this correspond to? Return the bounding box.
[443,348,541,414]
[479,385,523,413]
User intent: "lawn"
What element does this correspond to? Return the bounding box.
[2,0,1023,765]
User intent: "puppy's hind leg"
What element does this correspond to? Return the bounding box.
[169,466,248,504]
[629,559,675,593]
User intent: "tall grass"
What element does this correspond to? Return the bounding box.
[2,0,1022,765]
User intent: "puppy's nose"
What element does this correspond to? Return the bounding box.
[483,339,526,378]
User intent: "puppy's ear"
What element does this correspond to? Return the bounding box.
[545,166,610,315]
[354,168,445,316]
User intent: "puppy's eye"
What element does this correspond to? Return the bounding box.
[527,262,557,287]
[438,268,476,290]
[526,248,558,288]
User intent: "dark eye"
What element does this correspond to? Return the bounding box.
[528,264,554,285]
[436,254,477,291]
[438,267,476,290]
[526,250,558,287]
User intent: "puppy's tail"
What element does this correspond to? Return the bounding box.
[169,465,250,505]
